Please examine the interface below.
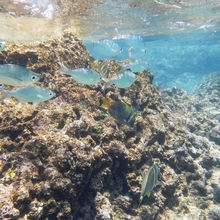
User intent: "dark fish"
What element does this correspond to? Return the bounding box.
[101,97,137,125]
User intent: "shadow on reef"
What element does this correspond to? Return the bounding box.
[0,32,219,219]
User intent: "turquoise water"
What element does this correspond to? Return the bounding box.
[0,1,220,219]
[84,31,220,92]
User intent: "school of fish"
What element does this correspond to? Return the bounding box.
[0,61,137,104]
[0,59,161,205]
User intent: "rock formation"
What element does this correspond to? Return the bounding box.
[0,33,219,219]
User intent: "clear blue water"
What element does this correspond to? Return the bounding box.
[84,30,220,93]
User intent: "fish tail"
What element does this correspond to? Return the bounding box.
[57,62,68,73]
[147,193,151,198]
[127,111,136,124]
[101,98,110,108]
[102,80,111,89]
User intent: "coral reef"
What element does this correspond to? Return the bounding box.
[160,74,220,219]
[0,33,219,219]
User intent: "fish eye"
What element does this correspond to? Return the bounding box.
[49,92,53,96]
[32,75,36,80]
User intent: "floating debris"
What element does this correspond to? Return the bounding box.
[139,164,159,205]
[58,63,102,85]
[101,97,137,125]
[109,69,136,88]
[0,64,40,86]
[0,85,55,104]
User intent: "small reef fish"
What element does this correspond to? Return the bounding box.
[0,64,40,86]
[123,61,147,73]
[109,69,136,88]
[90,59,136,88]
[58,63,102,85]
[139,164,159,206]
[90,59,121,82]
[101,97,137,125]
[94,39,122,57]
[0,85,55,104]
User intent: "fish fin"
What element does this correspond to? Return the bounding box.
[147,193,151,198]
[131,105,140,113]
[102,97,115,108]
[101,98,110,108]
[141,170,148,177]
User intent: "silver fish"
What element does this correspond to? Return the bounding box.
[139,164,159,205]
[1,85,55,104]
[109,69,136,88]
[0,64,40,86]
[58,63,102,85]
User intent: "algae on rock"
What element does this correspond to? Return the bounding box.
[0,33,219,219]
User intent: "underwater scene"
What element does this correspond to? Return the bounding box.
[0,0,219,219]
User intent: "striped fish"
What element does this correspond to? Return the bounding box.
[139,164,159,205]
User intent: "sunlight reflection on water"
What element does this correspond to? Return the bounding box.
[0,0,219,41]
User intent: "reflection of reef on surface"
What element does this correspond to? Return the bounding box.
[0,33,219,219]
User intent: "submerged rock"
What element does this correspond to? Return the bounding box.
[210,125,220,145]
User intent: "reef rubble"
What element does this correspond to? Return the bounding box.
[0,33,219,219]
